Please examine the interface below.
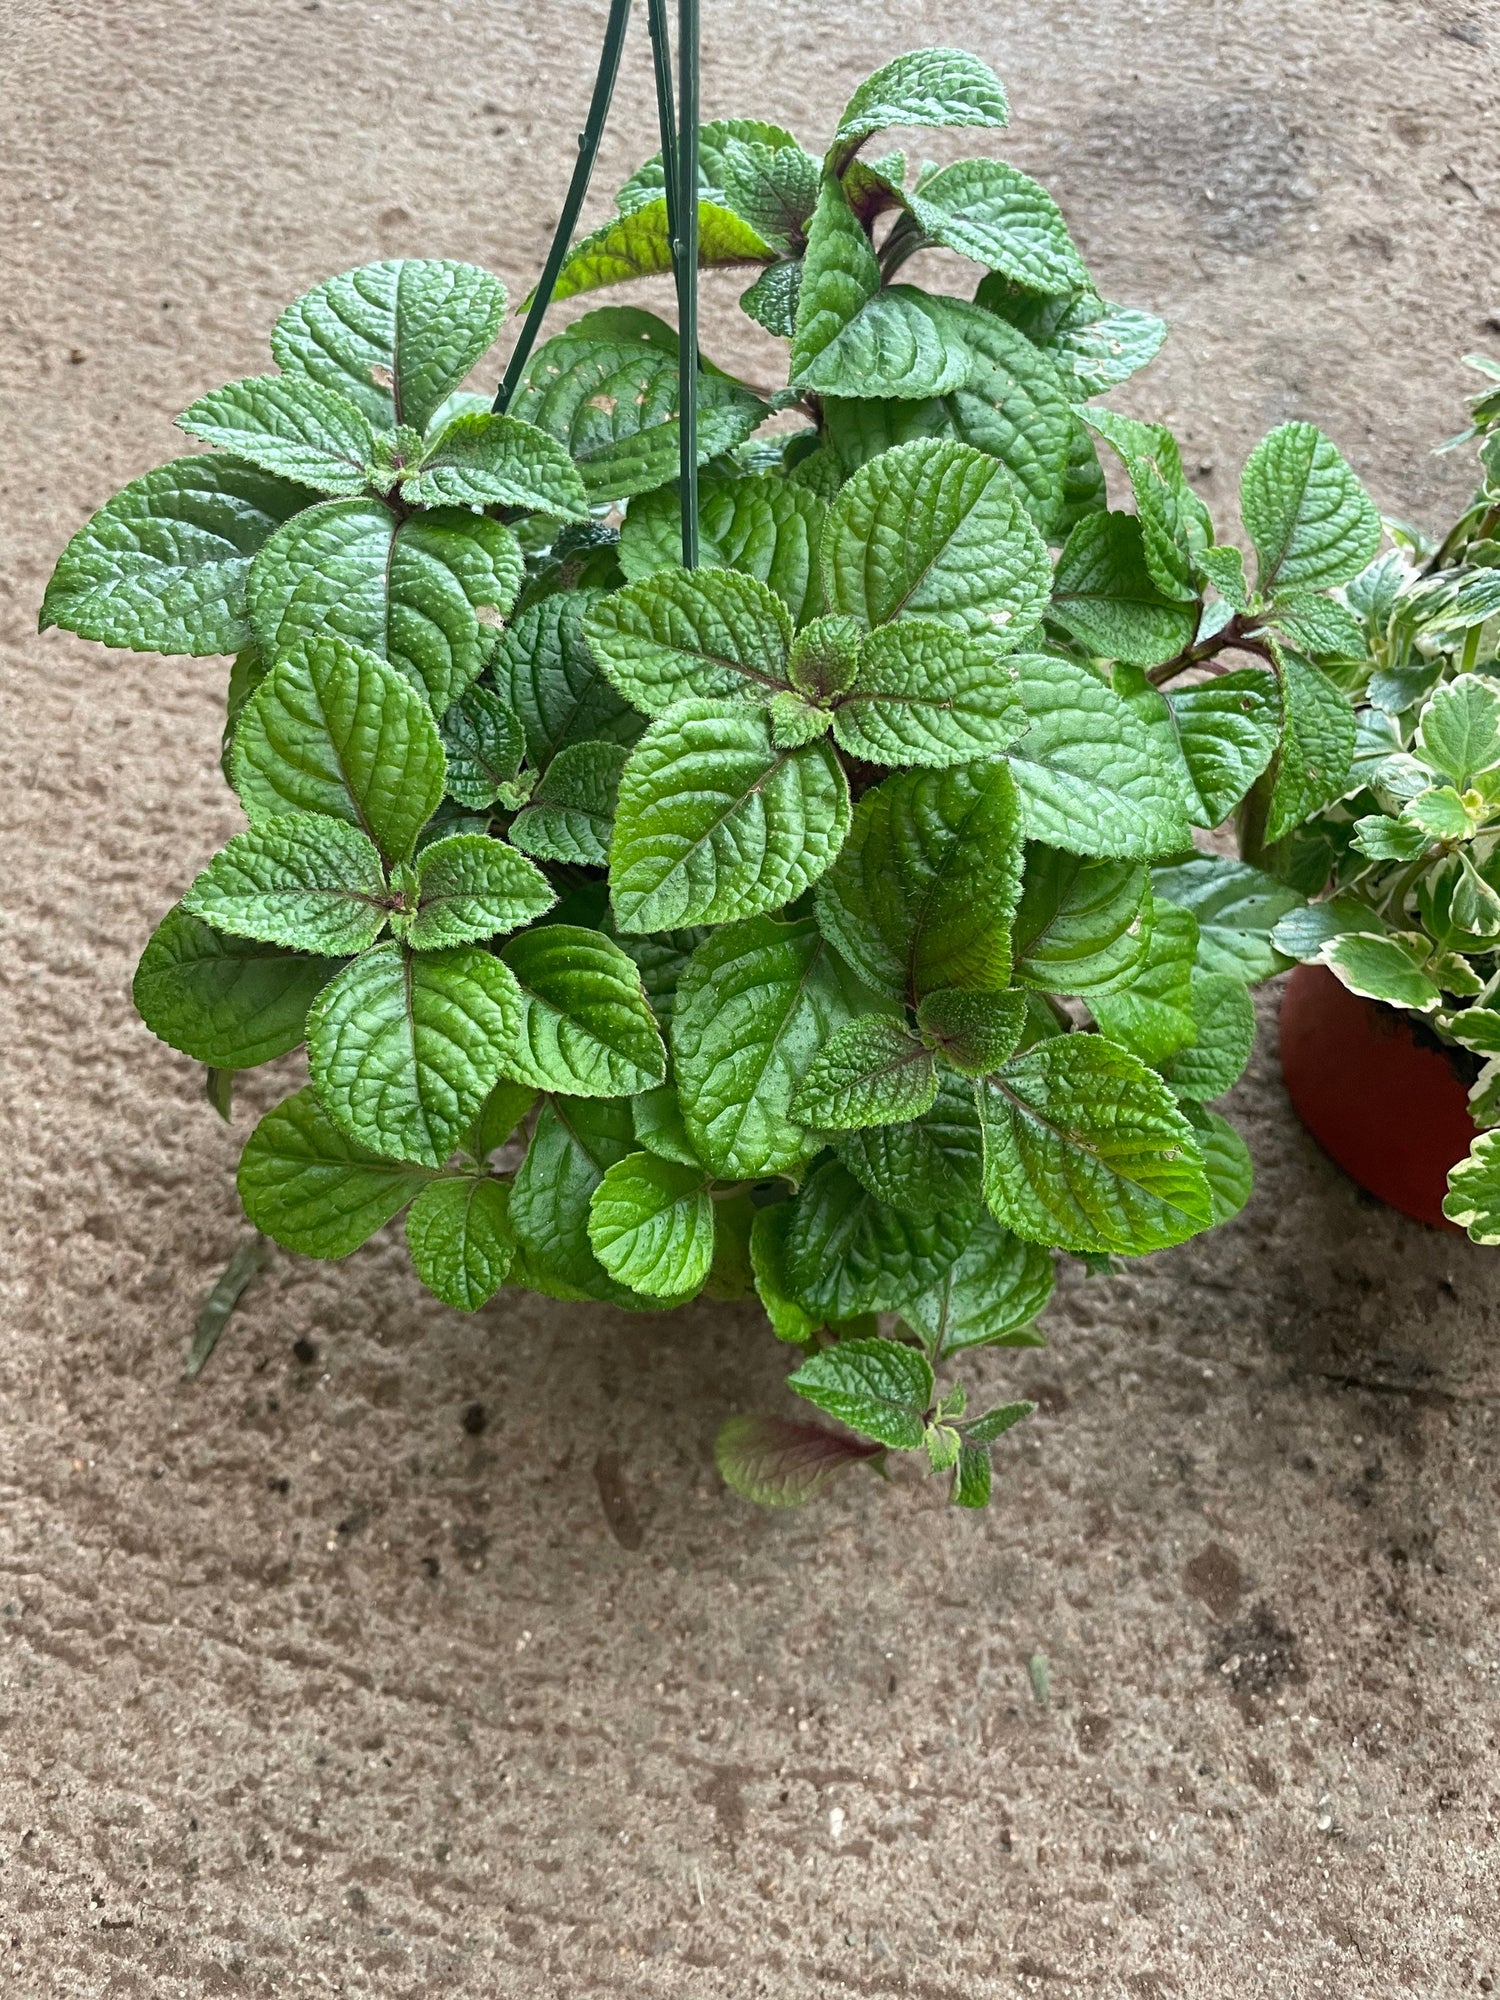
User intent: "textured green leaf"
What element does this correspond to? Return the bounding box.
[549,195,771,306]
[438,681,525,808]
[1239,421,1381,594]
[1179,1101,1254,1226]
[720,139,822,251]
[1269,592,1367,661]
[978,281,1167,399]
[769,690,833,748]
[916,986,1027,1076]
[508,741,627,867]
[609,699,850,932]
[1266,647,1357,842]
[179,374,376,494]
[616,119,803,214]
[631,1084,702,1168]
[1160,972,1256,1102]
[231,634,446,864]
[401,834,554,949]
[833,1069,985,1220]
[1089,902,1199,1064]
[1006,653,1194,857]
[965,1399,1036,1444]
[1443,1131,1500,1244]
[672,913,882,1177]
[184,814,389,955]
[748,1203,818,1343]
[618,471,826,626]
[821,438,1051,643]
[714,1412,880,1506]
[790,1014,937,1130]
[900,1214,1054,1357]
[406,1176,514,1309]
[238,1086,432,1258]
[583,567,792,715]
[789,1336,933,1450]
[588,1153,714,1300]
[978,1035,1213,1254]
[271,258,507,433]
[494,590,643,768]
[790,615,862,700]
[832,48,1009,152]
[1322,933,1441,1012]
[1083,409,1212,602]
[833,619,1028,768]
[496,925,666,1098]
[740,259,803,338]
[247,498,523,713]
[952,1440,992,1507]
[401,412,590,518]
[40,457,311,657]
[509,1096,641,1303]
[306,941,522,1166]
[133,905,337,1068]
[1143,666,1281,829]
[1151,857,1302,982]
[816,758,1025,1001]
[910,159,1089,295]
[1048,513,1198,666]
[1417,677,1500,787]
[463,1078,537,1160]
[1403,787,1473,840]
[1012,847,1150,996]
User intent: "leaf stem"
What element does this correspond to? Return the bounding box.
[675,0,700,568]
[493,0,634,414]
[1146,609,1275,687]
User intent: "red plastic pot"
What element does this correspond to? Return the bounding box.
[1278,963,1478,1229]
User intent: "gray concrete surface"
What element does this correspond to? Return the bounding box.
[2,0,1499,1992]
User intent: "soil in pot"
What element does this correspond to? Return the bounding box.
[1278,963,1479,1229]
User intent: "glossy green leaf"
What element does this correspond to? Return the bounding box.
[508,741,628,867]
[1012,847,1150,996]
[438,681,525,808]
[618,471,826,626]
[1160,973,1256,1102]
[583,567,792,715]
[588,1153,714,1300]
[1088,902,1199,1064]
[1048,513,1197,666]
[401,412,590,518]
[615,119,802,213]
[832,48,1009,153]
[786,1159,977,1322]
[1322,933,1441,1012]
[1083,409,1212,602]
[631,1084,702,1168]
[740,259,802,338]
[179,374,376,494]
[549,197,772,305]
[495,590,643,768]
[406,1175,515,1309]
[498,925,667,1097]
[789,1335,933,1451]
[748,1202,818,1343]
[832,619,1028,768]
[790,1014,937,1129]
[509,1096,641,1304]
[402,834,554,949]
[238,1086,432,1257]
[978,280,1167,399]
[1141,666,1281,829]
[833,1069,985,1219]
[1239,421,1381,595]
[900,1214,1054,1357]
[1266,646,1357,843]
[720,138,822,251]
[463,1078,537,1160]
[910,159,1089,295]
[714,1412,881,1506]
[1179,1101,1254,1226]
[952,1440,992,1508]
[915,986,1027,1076]
[183,814,389,955]
[133,905,338,1068]
[1151,857,1302,982]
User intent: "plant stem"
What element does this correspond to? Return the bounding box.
[675,0,700,568]
[493,0,634,414]
[1146,609,1275,686]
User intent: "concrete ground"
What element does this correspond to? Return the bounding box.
[3,0,1499,1992]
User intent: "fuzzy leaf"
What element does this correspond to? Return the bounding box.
[720,139,822,251]
[549,196,772,304]
[786,1159,977,1322]
[401,412,590,518]
[583,567,793,715]
[618,471,826,626]
[833,1069,984,1219]
[916,986,1028,1076]
[238,1086,432,1257]
[1083,409,1212,602]
[497,925,666,1097]
[588,1153,714,1300]
[790,1014,938,1129]
[438,682,525,808]
[979,281,1167,399]
[495,590,643,768]
[741,259,803,338]
[184,814,389,955]
[179,374,376,494]
[1239,421,1381,595]
[832,48,1009,152]
[133,905,338,1068]
[900,1214,1054,1356]
[616,119,803,213]
[402,834,554,949]
[1012,847,1150,996]
[1160,972,1256,1102]
[1266,647,1357,843]
[406,1176,514,1309]
[832,619,1028,768]
[714,1413,880,1506]
[509,741,628,867]
[910,159,1089,295]
[789,1336,933,1450]
[1152,857,1302,983]
[1048,513,1198,666]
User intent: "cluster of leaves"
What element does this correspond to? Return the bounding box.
[41,47,1377,1505]
[1260,360,1500,1243]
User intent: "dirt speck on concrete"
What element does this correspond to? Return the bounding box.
[3,2,1499,1995]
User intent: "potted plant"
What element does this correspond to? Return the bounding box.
[38,10,1378,1506]
[1257,364,1500,1241]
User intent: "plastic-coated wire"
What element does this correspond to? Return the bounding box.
[675,0,700,567]
[492,0,634,413]
[644,0,679,256]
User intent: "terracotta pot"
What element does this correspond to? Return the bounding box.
[1278,963,1478,1229]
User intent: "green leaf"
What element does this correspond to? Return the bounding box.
[549,197,772,305]
[270,257,507,433]
[508,741,628,867]
[1403,787,1473,840]
[714,1412,881,1506]
[832,48,1009,154]
[1006,653,1194,857]
[1239,421,1381,594]
[720,139,822,251]
[1012,848,1150,996]
[1266,647,1357,843]
[1443,1131,1500,1244]
[246,499,523,713]
[978,281,1167,398]
[1268,592,1367,661]
[1089,902,1199,1064]
[1417,677,1500,787]
[510,331,767,500]
[401,412,590,518]
[306,941,522,1166]
[1152,856,1303,981]
[787,1159,977,1320]
[40,457,311,657]
[618,471,826,627]
[238,1086,432,1257]
[789,1336,933,1449]
[406,1176,514,1309]
[401,834,554,949]
[909,159,1089,295]
[821,438,1051,643]
[749,1203,818,1343]
[183,814,389,955]
[497,925,666,1097]
[1179,1101,1254,1226]
[770,690,833,748]
[463,1078,537,1159]
[179,374,376,495]
[833,1070,985,1219]
[133,905,338,1068]
[583,567,792,715]
[1083,409,1212,602]
[790,1015,938,1130]
[1322,933,1442,1013]
[740,259,802,339]
[978,1036,1213,1254]
[495,590,643,768]
[230,634,446,864]
[816,758,1025,1001]
[916,986,1027,1076]
[952,1441,992,1508]
[1268,893,1383,965]
[631,1083,702,1168]
[616,119,803,213]
[509,1096,641,1303]
[832,619,1028,768]
[609,699,850,932]
[900,1214,1053,1357]
[672,913,881,1178]
[586,1152,713,1300]
[790,614,862,700]
[438,681,526,808]
[1129,666,1281,829]
[1048,513,1198,666]
[1160,973,1256,1102]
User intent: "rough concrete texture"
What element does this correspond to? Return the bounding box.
[3,0,1499,1992]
